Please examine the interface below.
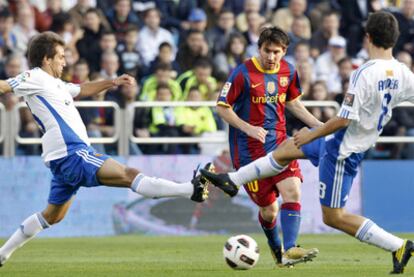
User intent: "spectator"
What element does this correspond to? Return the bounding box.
[106,0,141,42]
[396,50,413,68]
[37,0,65,32]
[76,9,110,73]
[61,47,79,82]
[11,3,38,55]
[310,11,340,59]
[117,25,146,79]
[392,0,414,57]
[176,86,217,154]
[235,0,262,32]
[100,50,120,80]
[242,11,264,48]
[0,9,16,55]
[140,62,182,101]
[176,29,210,72]
[180,58,217,100]
[307,80,335,122]
[270,0,311,38]
[137,7,175,66]
[295,60,314,98]
[50,13,83,52]
[315,36,347,95]
[206,9,238,55]
[147,41,180,78]
[286,16,311,56]
[68,0,111,30]
[149,83,181,154]
[203,0,226,30]
[178,8,208,47]
[213,32,247,76]
[71,58,90,84]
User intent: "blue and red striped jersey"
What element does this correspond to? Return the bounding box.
[217,57,302,168]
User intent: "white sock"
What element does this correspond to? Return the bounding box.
[0,213,50,260]
[355,218,404,252]
[130,174,193,199]
[228,152,287,185]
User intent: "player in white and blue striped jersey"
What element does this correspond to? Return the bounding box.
[200,11,414,274]
[0,32,212,267]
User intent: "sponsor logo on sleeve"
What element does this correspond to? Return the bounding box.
[343,93,355,107]
[220,82,232,97]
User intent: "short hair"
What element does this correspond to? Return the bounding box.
[0,8,12,19]
[27,32,65,69]
[365,11,399,49]
[154,62,172,72]
[194,58,211,69]
[159,41,172,50]
[258,26,290,49]
[74,58,89,67]
[156,82,171,92]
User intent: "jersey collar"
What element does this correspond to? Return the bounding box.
[252,57,280,74]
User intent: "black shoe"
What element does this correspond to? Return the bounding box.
[269,246,283,267]
[190,163,214,202]
[391,240,414,274]
[199,169,239,197]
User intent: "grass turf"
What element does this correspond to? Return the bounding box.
[1,234,413,277]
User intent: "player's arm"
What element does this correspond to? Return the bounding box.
[0,80,13,94]
[293,116,350,147]
[78,74,135,98]
[217,104,268,143]
[285,97,323,128]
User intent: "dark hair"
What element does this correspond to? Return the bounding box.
[154,62,172,72]
[225,32,246,55]
[156,82,170,92]
[258,26,290,49]
[159,41,172,50]
[0,8,12,19]
[27,32,65,68]
[85,7,101,16]
[365,11,399,49]
[75,58,89,67]
[194,57,211,69]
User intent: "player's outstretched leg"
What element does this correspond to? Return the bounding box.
[190,163,215,202]
[391,240,414,274]
[199,169,239,197]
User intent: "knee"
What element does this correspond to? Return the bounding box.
[260,206,278,223]
[280,186,300,203]
[322,212,342,229]
[125,167,139,184]
[42,213,64,225]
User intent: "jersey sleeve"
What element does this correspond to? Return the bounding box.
[217,67,244,108]
[63,81,81,98]
[6,70,42,97]
[337,70,365,121]
[286,70,302,102]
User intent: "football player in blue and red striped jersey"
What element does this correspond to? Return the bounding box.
[216,26,321,267]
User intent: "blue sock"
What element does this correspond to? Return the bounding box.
[280,202,301,251]
[258,212,281,250]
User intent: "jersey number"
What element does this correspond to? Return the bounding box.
[246,180,259,192]
[319,182,327,199]
[377,92,392,132]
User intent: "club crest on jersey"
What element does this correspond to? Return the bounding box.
[266,81,276,94]
[279,76,288,87]
[279,93,286,104]
[220,82,231,97]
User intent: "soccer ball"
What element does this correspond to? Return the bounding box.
[223,234,259,270]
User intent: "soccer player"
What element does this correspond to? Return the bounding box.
[202,11,414,274]
[0,32,212,267]
[216,26,321,267]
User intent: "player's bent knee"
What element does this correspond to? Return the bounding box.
[125,167,140,184]
[322,210,343,228]
[260,206,277,223]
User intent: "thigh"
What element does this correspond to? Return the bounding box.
[274,139,307,165]
[96,158,139,187]
[319,157,355,208]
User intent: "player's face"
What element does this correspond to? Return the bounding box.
[258,42,286,70]
[48,45,66,78]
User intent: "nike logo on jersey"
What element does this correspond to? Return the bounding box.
[65,99,71,105]
[252,83,261,88]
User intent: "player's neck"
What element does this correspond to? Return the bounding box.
[368,47,393,60]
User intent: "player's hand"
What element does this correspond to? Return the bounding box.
[293,127,312,148]
[113,74,136,87]
[245,125,268,144]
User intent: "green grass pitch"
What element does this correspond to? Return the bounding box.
[1,234,413,276]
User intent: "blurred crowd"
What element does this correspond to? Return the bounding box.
[0,0,413,158]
